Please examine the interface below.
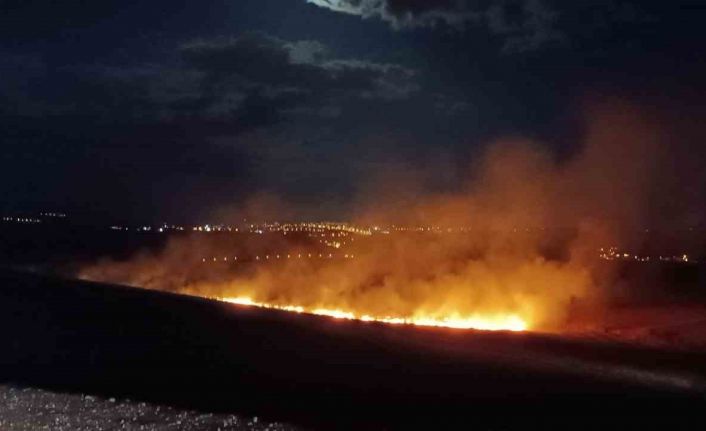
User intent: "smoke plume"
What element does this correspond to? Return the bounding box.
[79,97,703,331]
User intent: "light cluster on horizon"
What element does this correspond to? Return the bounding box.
[1,211,67,225]
[599,247,696,264]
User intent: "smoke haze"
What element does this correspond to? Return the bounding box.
[79,97,706,331]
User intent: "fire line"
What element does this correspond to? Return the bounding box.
[218,296,528,332]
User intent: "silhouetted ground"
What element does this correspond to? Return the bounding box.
[1,269,706,429]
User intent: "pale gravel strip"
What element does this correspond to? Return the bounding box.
[0,385,300,431]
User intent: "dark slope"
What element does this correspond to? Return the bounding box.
[1,269,705,429]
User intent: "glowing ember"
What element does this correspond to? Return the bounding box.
[220,296,528,331]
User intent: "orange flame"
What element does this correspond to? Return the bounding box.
[220,296,528,331]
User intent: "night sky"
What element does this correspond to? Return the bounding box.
[1,1,705,223]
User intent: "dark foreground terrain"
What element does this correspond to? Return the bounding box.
[0,384,294,431]
[1,269,705,429]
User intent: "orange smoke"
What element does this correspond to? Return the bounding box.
[79,98,686,333]
[78,138,596,332]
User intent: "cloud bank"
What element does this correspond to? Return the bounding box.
[307,0,564,52]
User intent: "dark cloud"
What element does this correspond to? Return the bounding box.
[307,0,480,27]
[178,33,417,111]
[2,0,704,222]
[307,0,564,52]
[486,0,564,53]
[29,32,418,130]
[307,1,702,54]
[0,32,420,220]
[55,33,417,128]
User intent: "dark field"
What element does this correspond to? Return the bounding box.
[1,268,706,429]
[2,222,706,428]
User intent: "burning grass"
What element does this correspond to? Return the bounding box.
[79,99,699,335]
[219,295,528,331]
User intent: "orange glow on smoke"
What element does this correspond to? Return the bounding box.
[220,296,528,331]
[76,100,684,337]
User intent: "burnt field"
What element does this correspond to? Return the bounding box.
[1,268,706,429]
